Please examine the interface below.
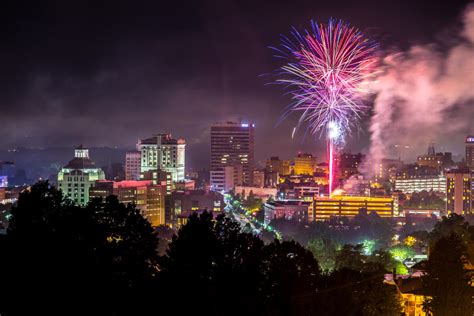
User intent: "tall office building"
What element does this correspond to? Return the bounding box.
[375,158,404,182]
[466,136,474,170]
[137,134,185,182]
[294,153,317,175]
[125,151,141,180]
[337,152,364,179]
[57,146,105,205]
[446,169,472,215]
[210,165,243,192]
[210,122,254,191]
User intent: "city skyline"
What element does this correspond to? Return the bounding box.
[0,2,473,314]
[0,0,472,169]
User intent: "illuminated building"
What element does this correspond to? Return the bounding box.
[264,169,279,187]
[294,153,317,175]
[166,190,224,228]
[313,172,328,185]
[137,133,185,182]
[141,169,173,195]
[337,152,364,179]
[57,146,105,206]
[396,163,440,180]
[316,162,329,173]
[234,186,277,202]
[266,156,290,176]
[403,209,441,219]
[446,169,472,215]
[263,200,311,224]
[394,175,446,193]
[386,275,428,316]
[90,180,166,227]
[309,196,394,221]
[125,151,141,180]
[417,143,453,170]
[0,188,5,201]
[252,170,265,188]
[292,183,320,200]
[210,121,255,188]
[467,136,474,170]
[175,180,195,191]
[210,165,243,192]
[89,180,114,199]
[375,158,404,182]
[343,175,370,196]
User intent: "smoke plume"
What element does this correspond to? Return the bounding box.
[365,5,474,174]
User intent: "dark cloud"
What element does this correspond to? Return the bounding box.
[0,0,471,169]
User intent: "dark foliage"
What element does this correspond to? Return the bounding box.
[423,233,473,315]
[0,181,409,316]
[1,181,159,315]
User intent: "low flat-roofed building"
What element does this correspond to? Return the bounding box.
[167,190,224,228]
[264,200,311,224]
[234,186,277,202]
[395,175,446,193]
[310,196,394,221]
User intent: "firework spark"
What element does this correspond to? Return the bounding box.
[273,19,378,141]
[273,19,378,195]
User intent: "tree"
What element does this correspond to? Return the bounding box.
[335,244,367,272]
[404,190,445,210]
[423,233,472,316]
[316,267,401,316]
[429,213,471,247]
[2,181,159,315]
[307,237,338,272]
[260,240,320,316]
[159,211,265,315]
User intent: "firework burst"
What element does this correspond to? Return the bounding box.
[272,19,378,195]
[273,19,378,143]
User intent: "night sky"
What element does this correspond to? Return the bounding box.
[0,0,471,169]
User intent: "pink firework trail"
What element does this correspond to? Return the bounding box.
[272,19,378,196]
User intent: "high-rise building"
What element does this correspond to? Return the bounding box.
[294,153,317,175]
[337,152,364,179]
[57,146,105,206]
[446,169,472,215]
[466,136,474,170]
[90,180,167,227]
[125,151,141,180]
[140,169,173,195]
[417,143,453,170]
[266,156,290,176]
[210,122,255,190]
[210,165,243,192]
[137,134,185,182]
[375,158,404,182]
[253,170,265,188]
